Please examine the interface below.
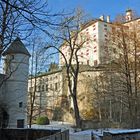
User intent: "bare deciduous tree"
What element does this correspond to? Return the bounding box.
[45,9,90,127]
[107,19,140,128]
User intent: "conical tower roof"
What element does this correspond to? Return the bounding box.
[3,37,30,56]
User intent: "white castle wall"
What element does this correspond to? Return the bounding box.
[4,53,30,128]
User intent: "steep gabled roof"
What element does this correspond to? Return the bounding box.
[3,37,31,56]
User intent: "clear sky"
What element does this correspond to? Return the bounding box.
[48,0,140,21]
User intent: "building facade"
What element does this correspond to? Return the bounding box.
[28,68,64,120]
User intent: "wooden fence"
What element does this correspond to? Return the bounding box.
[37,130,69,140]
[0,128,60,140]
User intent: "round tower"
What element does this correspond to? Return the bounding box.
[2,37,30,128]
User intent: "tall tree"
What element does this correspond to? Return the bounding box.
[0,0,61,55]
[108,20,140,128]
[45,9,90,127]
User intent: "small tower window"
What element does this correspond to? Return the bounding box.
[19,102,23,108]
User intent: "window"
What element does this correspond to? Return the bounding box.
[42,85,44,91]
[29,87,33,92]
[50,84,52,90]
[38,86,41,91]
[94,60,98,66]
[46,78,48,82]
[55,83,58,91]
[19,102,23,108]
[17,119,24,128]
[87,60,89,65]
[46,84,48,91]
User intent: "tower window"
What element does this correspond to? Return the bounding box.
[17,119,24,128]
[19,102,23,108]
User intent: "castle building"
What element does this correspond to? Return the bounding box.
[59,19,112,67]
[28,67,64,120]
[59,9,140,67]
[28,10,140,124]
[0,38,30,128]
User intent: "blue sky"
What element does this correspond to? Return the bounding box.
[48,0,140,21]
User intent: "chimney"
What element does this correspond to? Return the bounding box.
[99,15,104,21]
[125,9,132,22]
[107,15,110,23]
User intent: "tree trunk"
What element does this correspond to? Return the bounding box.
[72,94,81,127]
